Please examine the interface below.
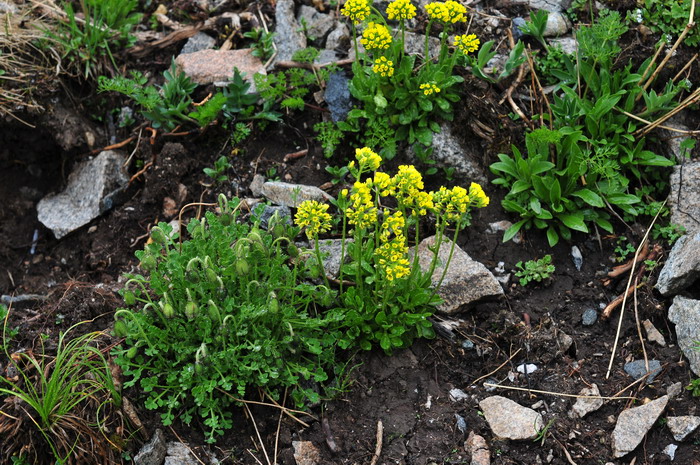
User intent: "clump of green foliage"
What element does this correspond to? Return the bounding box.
[687,378,700,397]
[99,64,280,132]
[632,0,700,47]
[114,197,342,443]
[515,255,555,286]
[492,10,689,246]
[243,28,275,61]
[44,0,142,79]
[0,320,122,464]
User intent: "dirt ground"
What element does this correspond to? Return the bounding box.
[1,0,700,464]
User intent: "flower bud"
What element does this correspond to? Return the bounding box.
[139,254,157,272]
[114,319,128,338]
[267,291,279,313]
[123,291,136,306]
[207,300,221,324]
[206,268,219,285]
[161,302,175,319]
[126,346,138,359]
[235,259,249,276]
[287,243,299,258]
[185,301,197,320]
[150,226,167,245]
[220,212,233,226]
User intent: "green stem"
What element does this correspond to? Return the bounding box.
[434,219,462,290]
[314,237,331,291]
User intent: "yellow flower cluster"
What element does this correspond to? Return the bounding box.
[341,0,370,24]
[381,210,405,239]
[372,56,395,77]
[386,0,417,21]
[355,147,382,171]
[425,1,467,23]
[295,200,332,239]
[469,182,490,207]
[392,165,434,216]
[361,22,392,51]
[373,171,394,196]
[431,186,468,223]
[453,34,480,54]
[375,235,410,281]
[346,181,378,229]
[420,82,441,95]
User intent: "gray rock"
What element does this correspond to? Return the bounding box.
[543,12,571,37]
[134,429,167,465]
[668,160,700,234]
[667,416,700,441]
[315,49,340,66]
[317,238,352,278]
[403,31,441,59]
[663,443,677,460]
[449,388,469,402]
[164,442,198,465]
[325,23,350,51]
[413,236,503,314]
[642,319,667,347]
[512,17,527,40]
[297,6,335,40]
[582,308,598,326]
[624,360,662,384]
[260,181,333,208]
[325,71,352,122]
[462,339,475,349]
[249,174,266,197]
[37,151,128,239]
[571,245,583,271]
[409,123,488,184]
[660,119,692,161]
[668,295,700,376]
[175,49,265,87]
[656,231,700,296]
[455,414,467,434]
[259,205,292,230]
[667,381,683,399]
[570,384,604,418]
[528,0,572,13]
[479,396,543,440]
[273,0,307,63]
[548,37,578,55]
[292,440,322,465]
[180,32,216,54]
[611,395,668,458]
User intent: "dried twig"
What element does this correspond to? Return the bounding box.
[605,201,666,379]
[471,348,522,386]
[244,403,271,465]
[369,420,384,465]
[633,277,649,372]
[606,242,650,279]
[482,383,635,400]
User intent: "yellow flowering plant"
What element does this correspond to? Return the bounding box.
[336,0,480,159]
[294,147,489,353]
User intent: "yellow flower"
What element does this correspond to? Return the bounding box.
[341,0,370,24]
[355,147,382,171]
[453,34,480,54]
[443,0,467,23]
[393,165,424,192]
[295,200,332,240]
[346,181,378,229]
[372,56,395,77]
[373,171,394,196]
[361,22,392,51]
[386,0,417,21]
[375,234,410,281]
[469,182,490,207]
[431,185,471,223]
[420,82,441,95]
[425,1,466,23]
[381,210,405,239]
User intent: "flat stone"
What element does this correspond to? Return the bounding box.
[325,23,350,51]
[543,12,571,37]
[547,37,578,55]
[570,384,604,418]
[297,5,335,40]
[528,0,572,13]
[465,432,490,465]
[37,150,128,239]
[656,230,700,296]
[623,360,662,384]
[413,236,503,314]
[180,32,216,54]
[175,49,265,86]
[663,443,677,460]
[667,416,700,441]
[134,429,167,465]
[249,174,266,197]
[479,396,543,440]
[409,123,488,184]
[259,205,292,230]
[642,319,666,347]
[273,0,307,63]
[292,440,321,465]
[260,181,333,208]
[317,238,353,278]
[315,49,340,65]
[668,160,700,234]
[611,395,668,458]
[164,442,198,465]
[668,295,700,376]
[667,381,683,399]
[324,71,352,121]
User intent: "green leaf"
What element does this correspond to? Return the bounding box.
[546,226,559,247]
[504,219,527,242]
[572,189,605,207]
[558,212,588,233]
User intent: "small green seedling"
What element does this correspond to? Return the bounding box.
[515,255,555,286]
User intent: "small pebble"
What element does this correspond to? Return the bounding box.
[571,246,583,271]
[663,443,677,460]
[512,17,526,40]
[455,414,467,434]
[624,359,662,384]
[582,308,598,326]
[462,339,475,350]
[517,363,538,374]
